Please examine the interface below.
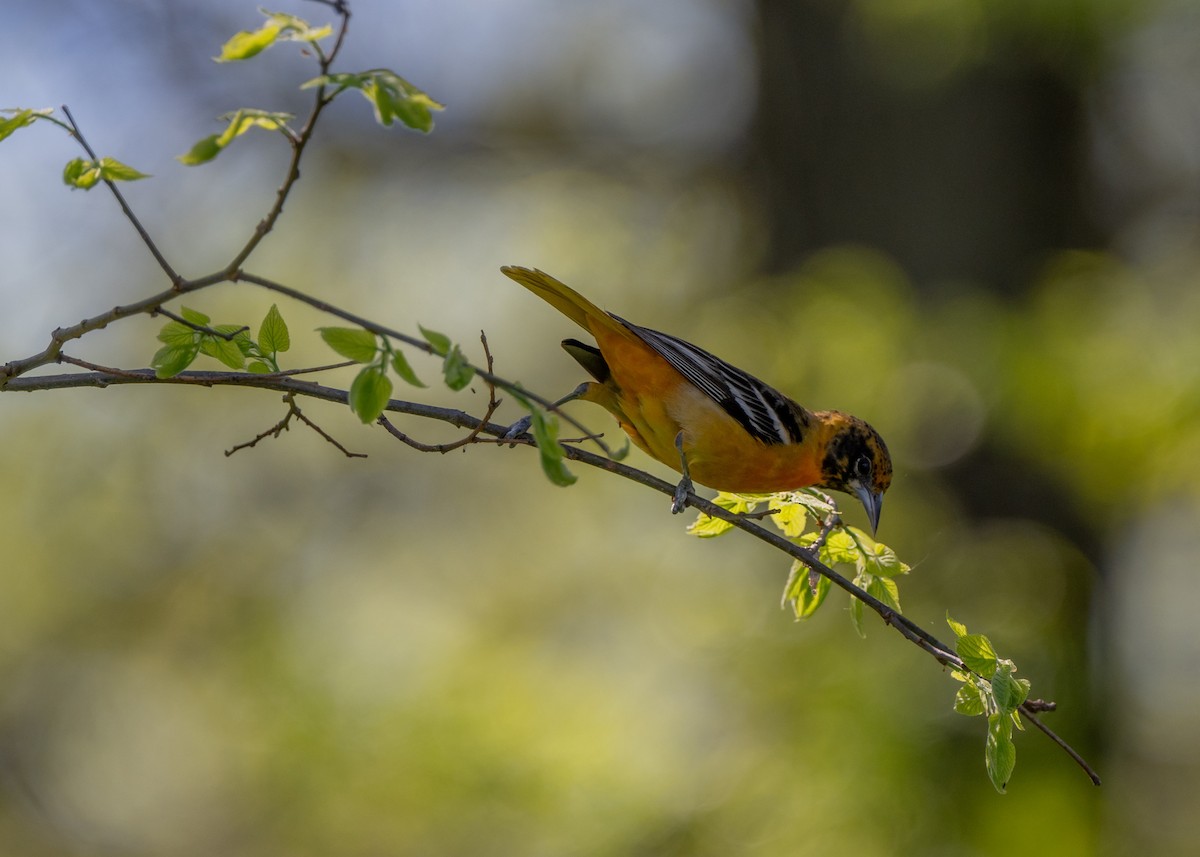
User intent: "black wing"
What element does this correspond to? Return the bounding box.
[613,315,810,446]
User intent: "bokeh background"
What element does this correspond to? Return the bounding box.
[3,0,1200,854]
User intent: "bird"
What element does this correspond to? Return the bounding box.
[501,266,893,531]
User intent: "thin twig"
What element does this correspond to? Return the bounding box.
[374,331,504,453]
[61,105,181,285]
[226,391,366,458]
[223,3,351,272]
[152,307,248,340]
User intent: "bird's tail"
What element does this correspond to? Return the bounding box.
[501,266,622,335]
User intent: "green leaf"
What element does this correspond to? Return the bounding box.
[390,349,425,388]
[62,156,149,188]
[687,493,755,538]
[986,713,1016,793]
[259,304,290,354]
[442,345,475,391]
[991,660,1029,714]
[62,157,101,189]
[157,321,197,347]
[687,514,734,539]
[418,324,451,356]
[199,333,246,370]
[178,109,293,165]
[531,411,577,486]
[348,366,392,424]
[788,563,830,619]
[217,20,283,61]
[151,343,199,378]
[507,388,577,487]
[849,595,866,638]
[247,360,274,374]
[215,11,329,62]
[946,613,969,639]
[97,157,149,182]
[304,69,444,133]
[957,634,999,677]
[768,495,811,538]
[181,306,211,325]
[319,327,379,363]
[953,682,988,717]
[866,574,902,614]
[860,539,910,578]
[822,530,860,565]
[0,107,52,143]
[178,134,222,166]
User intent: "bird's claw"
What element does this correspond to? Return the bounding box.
[503,415,533,446]
[670,478,693,514]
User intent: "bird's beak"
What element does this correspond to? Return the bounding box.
[851,481,883,534]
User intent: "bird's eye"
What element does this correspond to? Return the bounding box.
[854,455,872,479]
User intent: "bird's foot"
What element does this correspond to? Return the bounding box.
[670,476,693,514]
[502,415,533,446]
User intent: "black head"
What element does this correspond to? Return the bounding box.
[817,413,893,533]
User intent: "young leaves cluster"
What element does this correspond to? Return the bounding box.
[178,109,294,166]
[215,10,333,62]
[947,616,1031,793]
[0,107,53,142]
[302,70,444,133]
[152,304,290,378]
[1,108,152,190]
[175,8,441,167]
[689,491,909,636]
[63,156,150,190]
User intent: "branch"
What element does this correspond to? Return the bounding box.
[3,363,1101,784]
[225,391,367,458]
[224,4,351,271]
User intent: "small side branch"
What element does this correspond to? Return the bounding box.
[226,391,366,458]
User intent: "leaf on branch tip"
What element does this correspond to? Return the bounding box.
[215,11,332,62]
[349,366,392,424]
[319,327,379,363]
[259,304,290,354]
[62,156,150,189]
[304,69,444,133]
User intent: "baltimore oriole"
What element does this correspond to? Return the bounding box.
[502,266,893,531]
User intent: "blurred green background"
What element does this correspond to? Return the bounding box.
[3,0,1199,854]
